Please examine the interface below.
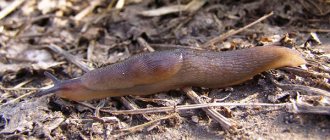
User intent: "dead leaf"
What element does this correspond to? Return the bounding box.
[0,97,65,135]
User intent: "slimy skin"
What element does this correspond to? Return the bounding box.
[37,46,306,101]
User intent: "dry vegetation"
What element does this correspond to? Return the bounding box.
[0,0,330,139]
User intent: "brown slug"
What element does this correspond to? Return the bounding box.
[36,46,306,101]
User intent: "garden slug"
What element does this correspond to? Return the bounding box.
[36,46,306,101]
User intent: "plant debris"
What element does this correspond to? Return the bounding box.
[0,0,329,139]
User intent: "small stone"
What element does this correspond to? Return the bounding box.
[191,116,199,123]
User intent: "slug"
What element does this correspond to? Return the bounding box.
[36,46,306,101]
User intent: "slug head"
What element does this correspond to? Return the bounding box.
[36,72,88,100]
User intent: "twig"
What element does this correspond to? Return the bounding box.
[306,62,330,74]
[229,92,261,110]
[0,0,25,20]
[47,44,91,72]
[87,41,95,62]
[94,100,106,117]
[115,0,125,9]
[0,79,34,91]
[74,0,102,21]
[288,96,330,115]
[183,87,236,131]
[270,77,330,97]
[0,87,39,91]
[0,91,34,108]
[78,101,98,110]
[0,79,37,107]
[140,0,205,17]
[202,11,274,48]
[280,67,330,79]
[113,113,177,138]
[78,98,155,122]
[137,37,155,52]
[108,101,287,115]
[214,93,232,102]
[133,96,174,103]
[118,97,153,121]
[291,102,330,115]
[89,116,120,124]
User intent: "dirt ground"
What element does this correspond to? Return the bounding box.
[0,0,330,139]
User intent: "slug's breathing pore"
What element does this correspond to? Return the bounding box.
[37,46,306,101]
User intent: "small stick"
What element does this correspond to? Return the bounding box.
[0,79,34,91]
[78,98,156,122]
[202,11,274,48]
[137,37,155,52]
[47,44,91,72]
[0,79,36,107]
[115,0,125,9]
[78,98,157,122]
[133,96,173,103]
[78,101,98,110]
[289,99,330,115]
[293,103,330,115]
[113,113,177,138]
[270,77,330,97]
[118,97,153,121]
[108,101,287,115]
[74,0,102,21]
[183,87,236,131]
[0,87,39,91]
[0,0,25,20]
[281,67,330,79]
[87,41,95,62]
[0,91,34,108]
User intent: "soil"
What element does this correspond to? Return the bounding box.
[0,0,329,139]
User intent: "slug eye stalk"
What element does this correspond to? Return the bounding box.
[35,72,63,97]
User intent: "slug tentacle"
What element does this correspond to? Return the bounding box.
[36,72,83,98]
[35,72,63,97]
[44,72,61,85]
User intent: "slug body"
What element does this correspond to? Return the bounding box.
[37,46,306,101]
